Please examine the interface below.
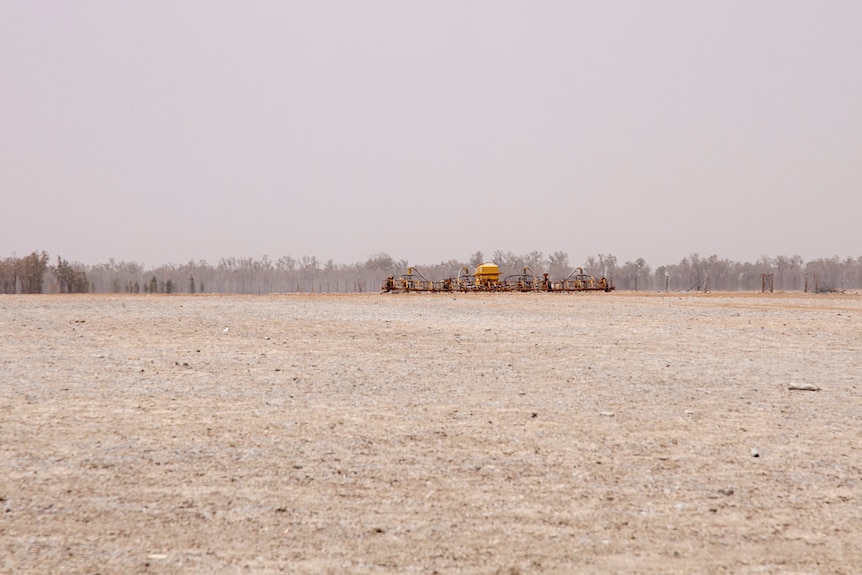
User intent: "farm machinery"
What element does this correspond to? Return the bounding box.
[382,263,614,293]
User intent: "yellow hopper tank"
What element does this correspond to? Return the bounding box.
[474,263,500,287]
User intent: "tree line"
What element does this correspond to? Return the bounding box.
[2,249,861,295]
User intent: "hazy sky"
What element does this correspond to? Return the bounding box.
[2,1,860,268]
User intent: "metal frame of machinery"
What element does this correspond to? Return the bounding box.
[382,264,614,293]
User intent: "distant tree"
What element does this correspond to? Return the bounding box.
[52,256,89,293]
[218,257,237,272]
[701,255,735,290]
[0,256,17,294]
[364,252,395,271]
[677,254,704,290]
[18,251,50,294]
[774,255,803,290]
[547,251,570,278]
[189,276,196,294]
[418,258,469,282]
[301,255,320,271]
[524,250,543,271]
[805,256,843,292]
[276,255,296,271]
[634,258,649,290]
[597,253,617,279]
[847,256,862,289]
[85,259,143,293]
[148,276,158,293]
[616,258,651,290]
[492,251,523,274]
[469,251,484,268]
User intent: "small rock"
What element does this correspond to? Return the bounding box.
[750,448,760,458]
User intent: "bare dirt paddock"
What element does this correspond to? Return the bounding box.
[2,292,861,574]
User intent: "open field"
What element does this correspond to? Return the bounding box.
[2,292,861,574]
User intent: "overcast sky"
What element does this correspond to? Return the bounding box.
[2,1,860,268]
